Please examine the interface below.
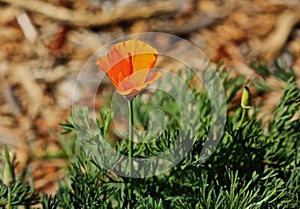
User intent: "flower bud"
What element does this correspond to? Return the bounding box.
[241,86,251,109]
[3,147,14,186]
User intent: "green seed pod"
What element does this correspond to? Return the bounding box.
[241,86,251,109]
[3,147,14,186]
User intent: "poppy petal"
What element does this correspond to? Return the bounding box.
[112,40,158,73]
[117,71,162,98]
[144,71,162,85]
[96,39,160,98]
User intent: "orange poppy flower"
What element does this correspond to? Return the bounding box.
[96,39,162,99]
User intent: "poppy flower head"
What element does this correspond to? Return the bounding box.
[96,39,161,99]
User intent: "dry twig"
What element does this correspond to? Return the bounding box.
[0,0,182,27]
[149,13,219,35]
[13,64,44,118]
[0,27,22,43]
[260,9,300,60]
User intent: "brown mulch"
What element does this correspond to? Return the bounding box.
[0,0,299,194]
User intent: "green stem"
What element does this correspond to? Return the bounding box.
[128,99,134,174]
[127,99,134,203]
[239,108,247,128]
[7,186,12,209]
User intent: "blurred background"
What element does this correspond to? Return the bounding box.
[0,0,299,194]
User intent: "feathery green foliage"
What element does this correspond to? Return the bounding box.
[0,65,299,208]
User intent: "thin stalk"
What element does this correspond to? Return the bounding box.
[7,186,12,209]
[127,99,134,203]
[239,108,247,128]
[128,99,134,174]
